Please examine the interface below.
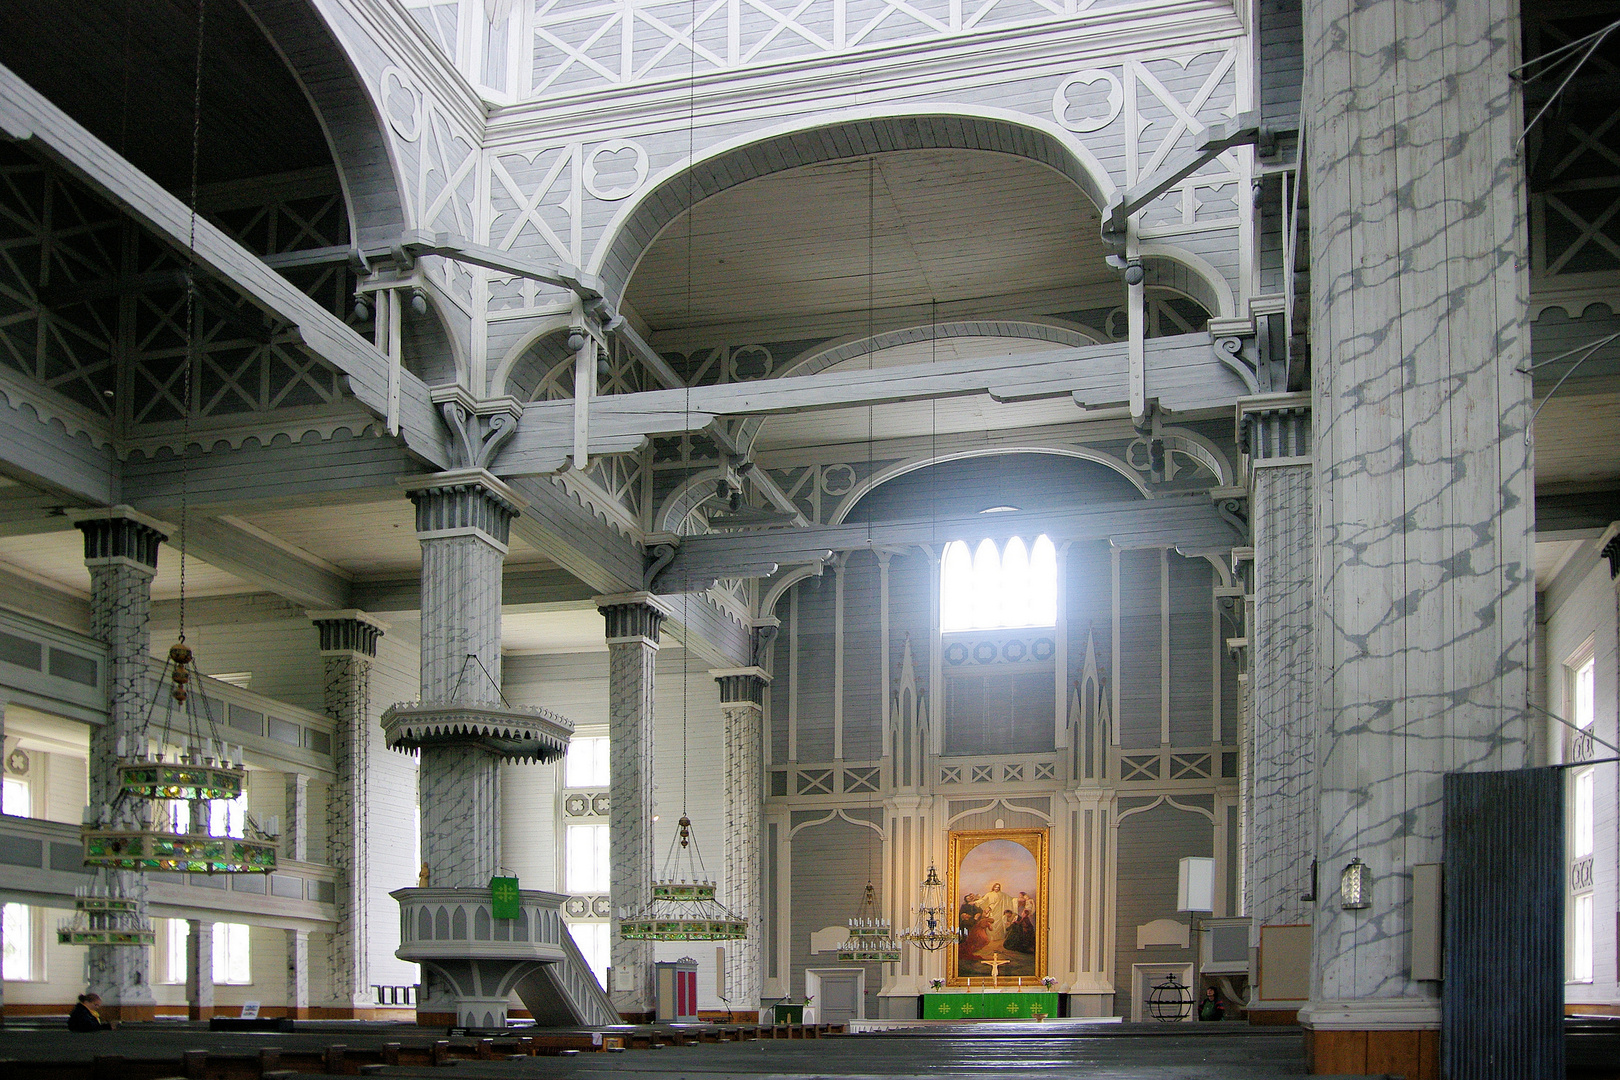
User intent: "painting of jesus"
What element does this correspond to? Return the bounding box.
[946,828,1048,985]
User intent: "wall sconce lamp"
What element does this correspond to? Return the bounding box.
[1340,858,1372,910]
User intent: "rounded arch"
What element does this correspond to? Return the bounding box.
[735,317,1105,456]
[1137,243,1235,319]
[590,107,1119,306]
[493,318,580,401]
[830,447,1153,527]
[400,284,468,387]
[760,564,826,622]
[238,0,409,246]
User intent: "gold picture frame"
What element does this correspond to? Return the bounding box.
[946,828,1049,986]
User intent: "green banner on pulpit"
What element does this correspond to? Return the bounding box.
[490,876,521,919]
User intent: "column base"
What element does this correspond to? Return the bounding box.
[102,1003,156,1023]
[187,1005,214,1021]
[1299,999,1441,1079]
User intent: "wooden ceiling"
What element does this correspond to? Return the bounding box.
[626,149,1111,333]
[0,0,334,191]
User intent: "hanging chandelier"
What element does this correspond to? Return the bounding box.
[619,816,747,941]
[55,876,154,947]
[901,863,963,952]
[836,880,900,962]
[81,641,278,875]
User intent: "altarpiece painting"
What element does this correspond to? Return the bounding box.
[946,828,1048,985]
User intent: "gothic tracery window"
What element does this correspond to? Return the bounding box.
[940,535,1058,631]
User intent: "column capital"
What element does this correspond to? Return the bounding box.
[1236,393,1311,471]
[595,592,675,644]
[308,610,389,657]
[711,666,771,705]
[70,506,170,570]
[403,469,522,547]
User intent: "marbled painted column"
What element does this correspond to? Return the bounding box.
[1240,400,1316,1016]
[596,592,672,1017]
[409,476,519,889]
[73,508,166,1022]
[715,666,768,1012]
[310,610,385,1014]
[186,919,214,1021]
[284,772,309,863]
[1303,0,1533,1047]
[286,929,310,1019]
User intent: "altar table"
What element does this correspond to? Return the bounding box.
[921,991,1059,1020]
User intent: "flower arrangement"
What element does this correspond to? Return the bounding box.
[929,978,945,991]
[1041,976,1056,990]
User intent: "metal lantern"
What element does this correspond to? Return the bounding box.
[619,816,747,941]
[1340,857,1372,910]
[901,863,964,952]
[1148,973,1193,1022]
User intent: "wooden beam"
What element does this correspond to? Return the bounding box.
[656,495,1239,591]
[0,62,449,470]
[173,516,351,611]
[0,389,117,507]
[493,334,1234,476]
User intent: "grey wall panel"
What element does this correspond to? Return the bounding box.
[789,814,885,1012]
[1167,554,1214,747]
[1258,0,1304,129]
[842,552,882,761]
[1116,549,1161,748]
[795,577,836,762]
[1113,801,1211,1016]
[1443,768,1564,1080]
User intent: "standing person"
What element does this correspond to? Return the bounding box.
[68,992,111,1031]
[1198,986,1224,1022]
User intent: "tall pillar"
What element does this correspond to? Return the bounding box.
[186,919,214,1021]
[311,610,386,1016]
[714,666,768,1013]
[411,477,517,888]
[283,772,309,863]
[1238,398,1315,1021]
[286,929,310,1019]
[595,592,672,1018]
[1302,0,1532,1069]
[72,507,166,1023]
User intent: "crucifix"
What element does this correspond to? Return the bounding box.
[981,953,1010,986]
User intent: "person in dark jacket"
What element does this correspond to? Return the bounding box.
[68,992,111,1031]
[1198,986,1225,1022]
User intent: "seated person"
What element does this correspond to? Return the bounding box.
[68,992,111,1032]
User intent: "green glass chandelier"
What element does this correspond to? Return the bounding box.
[80,641,278,876]
[55,878,154,947]
[619,816,747,941]
[836,881,900,962]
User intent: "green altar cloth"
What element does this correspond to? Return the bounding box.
[922,991,1058,1020]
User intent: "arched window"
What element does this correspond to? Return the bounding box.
[940,535,1057,631]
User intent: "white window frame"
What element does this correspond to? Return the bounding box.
[213,922,252,985]
[160,918,188,984]
[1,774,28,817]
[1563,641,1597,983]
[2,902,43,981]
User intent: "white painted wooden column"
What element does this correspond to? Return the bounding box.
[72,507,167,1022]
[1303,0,1532,1046]
[286,929,311,1019]
[186,919,214,1021]
[283,772,309,863]
[597,592,674,1018]
[715,667,769,1013]
[309,610,386,1015]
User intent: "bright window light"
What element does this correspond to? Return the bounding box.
[565,736,609,788]
[2,903,34,980]
[941,535,1057,631]
[1573,893,1593,982]
[565,822,610,894]
[1574,657,1595,729]
[210,796,245,839]
[213,922,251,985]
[164,919,188,984]
[1,776,27,817]
[1574,769,1594,859]
[567,921,611,987]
